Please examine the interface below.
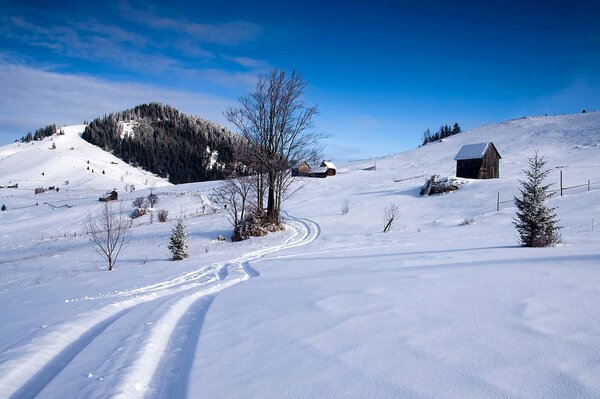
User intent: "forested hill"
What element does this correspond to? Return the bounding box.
[81,103,245,184]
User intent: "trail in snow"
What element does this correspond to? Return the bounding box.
[0,213,320,399]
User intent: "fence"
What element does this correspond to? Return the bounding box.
[496,171,600,211]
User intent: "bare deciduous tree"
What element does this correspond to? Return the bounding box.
[147,190,159,208]
[87,201,132,271]
[225,69,325,224]
[211,175,254,231]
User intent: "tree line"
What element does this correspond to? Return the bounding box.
[422,123,461,145]
[18,124,62,143]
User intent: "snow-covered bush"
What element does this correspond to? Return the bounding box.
[168,218,189,261]
[232,213,284,242]
[513,152,561,247]
[131,208,147,219]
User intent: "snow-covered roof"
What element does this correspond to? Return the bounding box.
[321,161,336,169]
[454,143,495,160]
[307,166,327,174]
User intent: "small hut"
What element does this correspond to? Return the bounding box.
[320,161,337,176]
[99,190,119,202]
[454,142,501,179]
[34,187,46,195]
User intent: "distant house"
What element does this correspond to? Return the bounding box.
[454,142,501,179]
[34,187,46,195]
[292,161,311,176]
[320,161,337,176]
[292,160,336,178]
[99,190,118,202]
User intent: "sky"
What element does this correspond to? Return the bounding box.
[1,0,599,161]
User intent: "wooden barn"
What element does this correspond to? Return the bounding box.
[292,161,311,176]
[454,142,501,179]
[99,190,119,202]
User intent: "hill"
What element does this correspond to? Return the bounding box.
[0,124,170,192]
[81,103,246,184]
[0,112,599,398]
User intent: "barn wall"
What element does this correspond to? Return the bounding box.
[481,151,500,179]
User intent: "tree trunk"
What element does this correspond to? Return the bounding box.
[267,171,277,221]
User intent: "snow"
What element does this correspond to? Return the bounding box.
[1,112,600,398]
[118,121,139,140]
[454,142,493,160]
[206,146,219,169]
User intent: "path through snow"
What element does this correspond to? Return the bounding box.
[0,214,320,399]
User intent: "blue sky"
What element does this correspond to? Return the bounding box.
[1,0,599,160]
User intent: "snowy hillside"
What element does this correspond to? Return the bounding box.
[1,112,599,398]
[0,125,170,191]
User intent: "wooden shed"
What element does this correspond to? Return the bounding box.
[320,161,337,176]
[99,190,119,202]
[454,142,501,179]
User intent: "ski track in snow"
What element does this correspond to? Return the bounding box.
[0,213,320,399]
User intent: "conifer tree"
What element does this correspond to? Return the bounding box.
[168,218,189,260]
[513,152,561,247]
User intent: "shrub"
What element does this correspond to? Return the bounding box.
[459,217,475,226]
[341,199,350,215]
[157,209,169,222]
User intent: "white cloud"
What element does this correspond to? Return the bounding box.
[0,63,237,143]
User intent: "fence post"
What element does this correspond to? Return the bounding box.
[560,170,563,197]
[588,180,591,191]
[496,192,500,211]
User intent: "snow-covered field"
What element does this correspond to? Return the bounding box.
[1,112,600,398]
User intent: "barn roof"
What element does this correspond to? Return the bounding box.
[321,161,336,169]
[454,142,500,160]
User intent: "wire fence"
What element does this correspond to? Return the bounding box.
[496,172,600,211]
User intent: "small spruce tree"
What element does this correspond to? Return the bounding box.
[168,218,189,260]
[1,204,6,211]
[513,152,561,247]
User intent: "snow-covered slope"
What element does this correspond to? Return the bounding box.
[0,125,170,190]
[0,112,599,398]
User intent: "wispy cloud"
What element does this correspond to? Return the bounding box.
[120,1,261,46]
[0,62,237,143]
[0,1,265,82]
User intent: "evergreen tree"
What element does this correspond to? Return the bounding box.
[422,128,431,146]
[452,122,461,135]
[168,218,189,260]
[513,152,561,247]
[1,204,6,211]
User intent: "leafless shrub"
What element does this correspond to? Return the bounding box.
[157,209,169,222]
[383,203,400,232]
[459,217,475,226]
[341,199,350,215]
